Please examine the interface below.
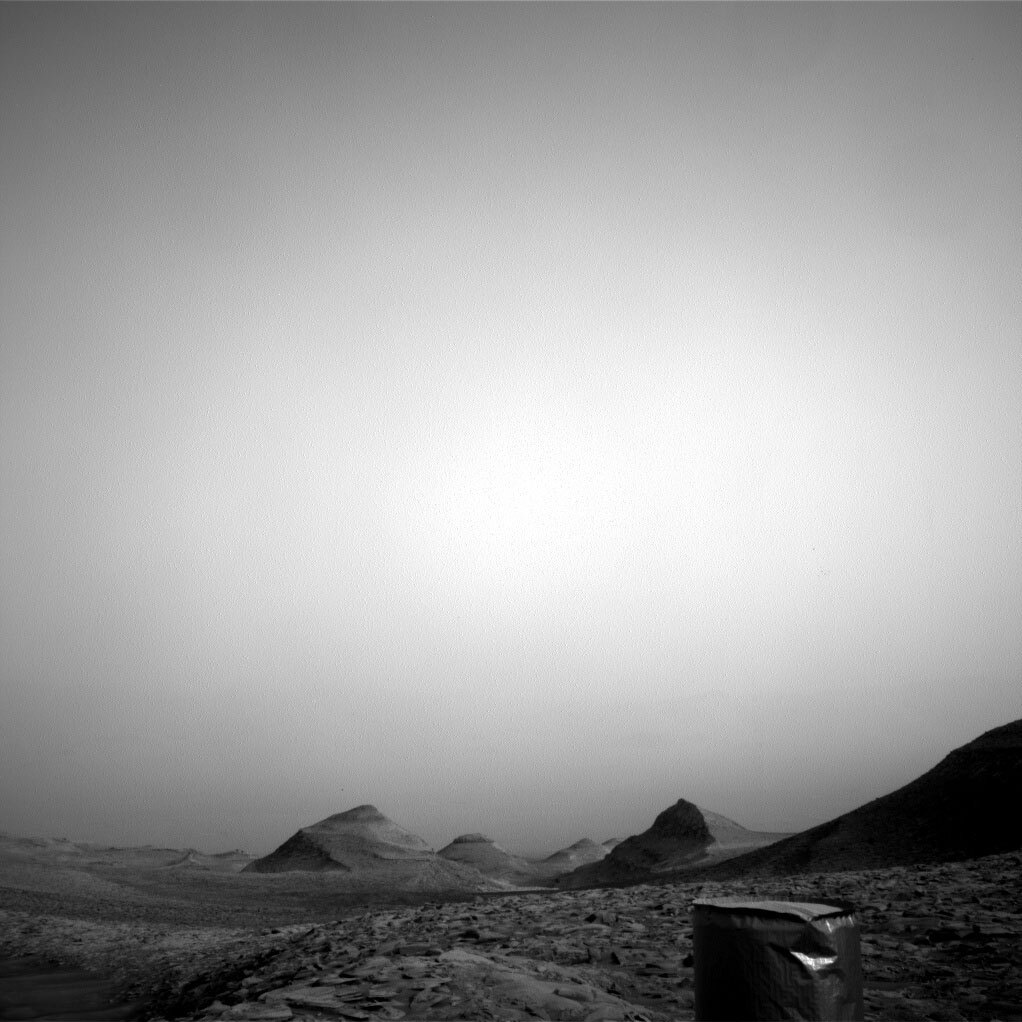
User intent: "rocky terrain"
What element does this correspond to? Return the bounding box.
[3,719,1020,1020]
[2,851,1020,1021]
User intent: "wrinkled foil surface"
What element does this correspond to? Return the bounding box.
[693,899,863,1021]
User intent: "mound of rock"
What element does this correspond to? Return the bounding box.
[246,806,447,876]
[610,798,711,869]
[543,838,614,869]
[558,799,712,888]
[704,717,1022,878]
[438,834,538,884]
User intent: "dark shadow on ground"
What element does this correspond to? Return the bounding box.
[0,955,146,1021]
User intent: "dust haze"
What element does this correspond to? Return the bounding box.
[1,3,1019,858]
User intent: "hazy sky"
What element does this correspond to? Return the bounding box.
[1,3,1019,857]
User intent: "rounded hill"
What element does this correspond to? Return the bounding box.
[437,834,537,883]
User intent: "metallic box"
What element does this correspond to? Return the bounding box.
[693,899,863,1020]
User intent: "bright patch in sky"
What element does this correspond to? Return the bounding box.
[0,3,1019,854]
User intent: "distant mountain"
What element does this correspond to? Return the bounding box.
[244,805,496,893]
[245,806,433,873]
[702,718,1022,878]
[542,838,615,870]
[522,837,619,882]
[558,799,712,888]
[162,848,256,872]
[0,832,252,870]
[437,833,537,883]
[606,798,711,870]
[698,809,792,860]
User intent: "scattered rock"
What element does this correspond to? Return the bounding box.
[1,850,1001,1022]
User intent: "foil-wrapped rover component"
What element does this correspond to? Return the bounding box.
[692,898,863,1020]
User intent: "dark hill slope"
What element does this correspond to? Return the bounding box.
[559,799,711,888]
[703,718,1022,878]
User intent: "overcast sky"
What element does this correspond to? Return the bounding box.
[1,3,1019,857]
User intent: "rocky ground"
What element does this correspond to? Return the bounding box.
[2,850,1019,1021]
